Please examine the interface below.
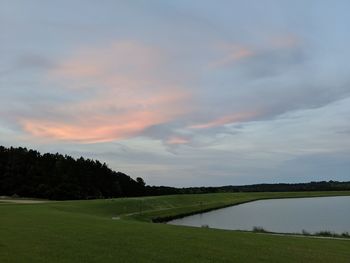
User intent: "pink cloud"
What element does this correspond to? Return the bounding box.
[21,109,185,143]
[210,44,255,68]
[51,41,170,94]
[211,34,300,69]
[189,111,260,129]
[166,136,190,145]
[21,41,192,143]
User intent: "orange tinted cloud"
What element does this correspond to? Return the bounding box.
[21,108,185,143]
[166,136,190,145]
[211,35,300,69]
[210,44,255,68]
[189,111,259,129]
[21,41,191,143]
[53,41,164,86]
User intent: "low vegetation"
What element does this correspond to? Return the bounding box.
[302,230,350,239]
[252,226,268,233]
[1,191,350,262]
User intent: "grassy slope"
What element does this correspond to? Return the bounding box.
[1,191,350,262]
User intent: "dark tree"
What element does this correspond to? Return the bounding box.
[136,177,146,187]
[1,145,349,200]
[0,146,146,200]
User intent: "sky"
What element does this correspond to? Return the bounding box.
[1,0,350,187]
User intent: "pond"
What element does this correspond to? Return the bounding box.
[168,196,350,234]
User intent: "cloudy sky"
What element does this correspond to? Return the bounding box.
[1,0,350,186]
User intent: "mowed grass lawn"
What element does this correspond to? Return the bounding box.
[1,191,350,262]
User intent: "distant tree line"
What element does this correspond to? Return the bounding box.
[1,145,349,200]
[0,146,146,200]
[147,181,350,195]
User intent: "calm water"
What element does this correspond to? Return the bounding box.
[168,196,350,234]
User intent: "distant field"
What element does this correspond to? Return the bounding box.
[1,191,350,262]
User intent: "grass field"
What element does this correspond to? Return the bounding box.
[1,191,350,262]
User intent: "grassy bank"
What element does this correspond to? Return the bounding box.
[1,191,350,262]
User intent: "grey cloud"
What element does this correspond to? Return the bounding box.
[15,54,56,70]
[273,152,350,183]
[142,123,180,140]
[236,47,306,80]
[0,54,55,77]
[1,0,350,186]
[194,43,350,135]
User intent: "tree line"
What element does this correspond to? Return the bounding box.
[0,146,146,200]
[1,145,349,200]
[147,181,350,195]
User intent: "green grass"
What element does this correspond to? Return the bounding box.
[1,191,350,262]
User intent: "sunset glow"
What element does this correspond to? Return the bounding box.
[1,1,350,186]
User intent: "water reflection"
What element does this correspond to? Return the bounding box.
[168,196,350,234]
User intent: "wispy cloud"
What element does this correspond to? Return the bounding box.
[165,136,190,145]
[210,44,255,68]
[210,34,301,70]
[20,41,192,143]
[189,111,260,129]
[2,0,350,186]
[21,110,180,143]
